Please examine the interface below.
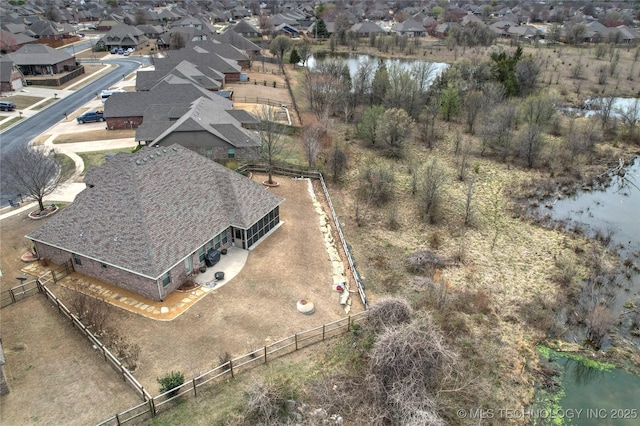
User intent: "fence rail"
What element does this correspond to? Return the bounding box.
[0,279,40,308]
[233,96,292,109]
[236,79,287,89]
[237,162,368,308]
[1,260,72,309]
[97,311,368,425]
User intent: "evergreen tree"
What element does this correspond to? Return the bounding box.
[312,19,330,39]
[289,48,301,65]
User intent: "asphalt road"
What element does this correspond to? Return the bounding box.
[0,58,143,205]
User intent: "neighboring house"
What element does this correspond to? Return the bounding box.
[136,60,224,92]
[156,46,242,81]
[350,20,385,38]
[29,19,72,43]
[7,44,75,76]
[0,58,24,92]
[186,39,251,69]
[138,96,261,159]
[434,22,461,39]
[615,25,640,45]
[212,29,262,57]
[96,17,122,32]
[231,20,261,38]
[104,76,224,129]
[98,24,149,51]
[274,23,299,38]
[0,29,36,53]
[507,25,542,41]
[391,18,426,37]
[28,144,284,302]
[136,24,165,39]
[172,16,217,34]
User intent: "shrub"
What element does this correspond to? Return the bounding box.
[405,250,446,274]
[157,371,185,397]
[368,297,413,332]
[244,373,298,423]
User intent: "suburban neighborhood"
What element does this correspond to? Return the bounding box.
[1,0,640,424]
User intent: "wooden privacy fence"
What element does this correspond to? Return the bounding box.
[96,311,369,426]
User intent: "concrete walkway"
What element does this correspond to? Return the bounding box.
[22,247,248,321]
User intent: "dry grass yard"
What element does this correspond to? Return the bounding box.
[0,174,358,424]
[2,32,640,425]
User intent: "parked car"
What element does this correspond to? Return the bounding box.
[111,47,118,54]
[0,100,16,111]
[87,24,97,30]
[117,48,125,54]
[123,50,131,56]
[76,110,104,124]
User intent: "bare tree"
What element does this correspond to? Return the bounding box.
[464,178,475,226]
[296,39,312,66]
[304,60,351,119]
[134,9,148,25]
[616,99,640,143]
[481,101,518,161]
[301,121,325,167]
[419,158,448,223]
[418,95,441,149]
[464,90,484,135]
[328,143,347,183]
[3,144,62,212]
[518,123,544,168]
[169,31,186,50]
[369,314,456,425]
[377,108,415,158]
[256,105,288,185]
[352,59,376,109]
[591,95,616,131]
[516,57,541,95]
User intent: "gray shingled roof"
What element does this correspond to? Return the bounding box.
[28,144,283,279]
[7,43,73,66]
[160,47,241,74]
[104,79,219,118]
[212,29,261,53]
[147,96,261,148]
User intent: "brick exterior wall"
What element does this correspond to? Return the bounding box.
[32,228,233,301]
[106,115,143,130]
[33,242,169,300]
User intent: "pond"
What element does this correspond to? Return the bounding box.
[577,97,640,120]
[533,346,640,426]
[306,52,449,84]
[537,158,640,328]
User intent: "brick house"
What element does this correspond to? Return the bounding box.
[0,58,24,92]
[158,46,243,81]
[28,144,283,302]
[136,96,261,160]
[97,24,149,51]
[7,44,75,76]
[104,78,222,129]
